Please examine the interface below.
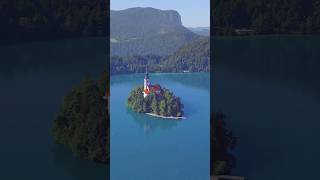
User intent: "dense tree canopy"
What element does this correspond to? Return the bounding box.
[52,71,109,164]
[211,113,237,175]
[127,86,184,117]
[110,38,210,74]
[213,0,320,35]
[162,37,210,72]
[110,55,163,74]
[0,0,108,44]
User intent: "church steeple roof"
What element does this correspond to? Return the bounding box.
[145,65,149,79]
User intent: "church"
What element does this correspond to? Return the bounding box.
[143,68,161,98]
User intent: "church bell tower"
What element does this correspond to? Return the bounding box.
[143,66,150,98]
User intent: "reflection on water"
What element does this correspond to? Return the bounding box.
[127,109,179,134]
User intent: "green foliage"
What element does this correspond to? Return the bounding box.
[0,0,108,44]
[127,86,144,113]
[110,31,200,56]
[213,0,320,35]
[151,95,159,114]
[110,55,163,74]
[110,38,210,74]
[159,100,167,116]
[52,72,109,164]
[162,38,210,72]
[213,161,227,175]
[127,86,184,117]
[211,113,237,175]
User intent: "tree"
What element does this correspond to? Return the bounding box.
[151,95,159,114]
[142,101,148,112]
[159,100,167,116]
[110,38,210,75]
[212,0,320,35]
[52,72,109,164]
[211,113,237,175]
[0,0,109,44]
[127,86,184,117]
[305,16,314,34]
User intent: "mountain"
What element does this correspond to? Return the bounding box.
[188,27,210,36]
[110,7,200,56]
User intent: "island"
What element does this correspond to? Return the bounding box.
[127,69,184,119]
[52,71,109,164]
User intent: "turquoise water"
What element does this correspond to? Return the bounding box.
[0,38,109,180]
[110,73,210,180]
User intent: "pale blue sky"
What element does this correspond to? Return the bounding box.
[111,0,210,28]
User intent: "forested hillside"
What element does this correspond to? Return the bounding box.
[162,37,210,72]
[110,37,210,74]
[0,0,108,44]
[110,7,200,56]
[213,0,320,35]
[110,55,163,74]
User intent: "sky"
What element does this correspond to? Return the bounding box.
[110,0,210,28]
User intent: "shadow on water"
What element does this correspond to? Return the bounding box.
[127,109,180,134]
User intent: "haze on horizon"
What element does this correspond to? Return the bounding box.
[111,0,210,28]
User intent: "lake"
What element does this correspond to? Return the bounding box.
[212,36,320,179]
[3,35,318,180]
[110,73,210,180]
[0,38,109,180]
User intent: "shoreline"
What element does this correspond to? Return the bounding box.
[111,72,209,76]
[146,113,186,120]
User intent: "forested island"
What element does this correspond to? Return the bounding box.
[127,86,184,118]
[52,71,109,164]
[0,0,108,44]
[213,0,320,35]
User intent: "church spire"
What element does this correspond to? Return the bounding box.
[145,65,149,79]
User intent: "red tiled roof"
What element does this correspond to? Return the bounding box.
[149,85,160,91]
[144,85,161,94]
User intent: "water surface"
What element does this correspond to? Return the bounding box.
[0,38,109,180]
[111,73,210,180]
[212,36,320,179]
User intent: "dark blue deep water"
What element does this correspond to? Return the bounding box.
[110,73,210,180]
[0,38,109,180]
[213,36,320,179]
